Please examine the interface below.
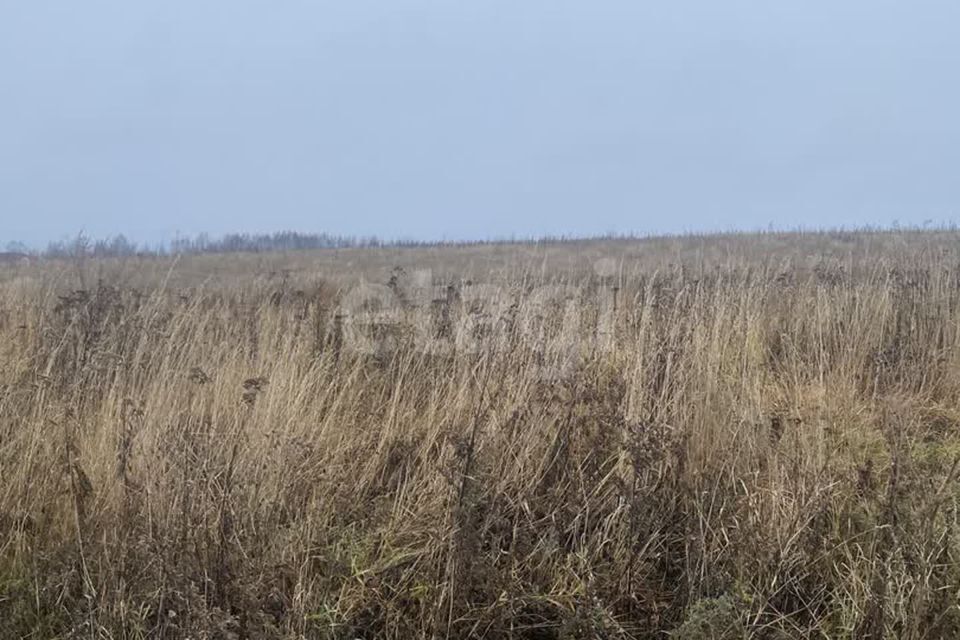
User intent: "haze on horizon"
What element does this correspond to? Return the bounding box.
[2,1,960,248]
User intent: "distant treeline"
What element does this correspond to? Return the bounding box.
[29,232,381,258]
[7,224,959,259]
[12,230,632,259]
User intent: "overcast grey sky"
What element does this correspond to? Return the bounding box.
[2,1,960,246]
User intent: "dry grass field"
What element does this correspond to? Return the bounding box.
[3,230,960,638]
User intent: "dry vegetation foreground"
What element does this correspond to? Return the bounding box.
[3,231,960,638]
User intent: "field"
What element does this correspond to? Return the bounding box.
[3,230,960,638]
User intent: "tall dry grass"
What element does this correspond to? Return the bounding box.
[2,230,960,638]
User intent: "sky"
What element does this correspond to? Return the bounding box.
[2,1,960,247]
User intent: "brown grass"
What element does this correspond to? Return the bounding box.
[2,230,960,638]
